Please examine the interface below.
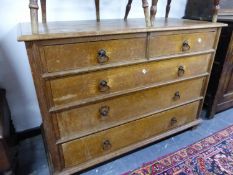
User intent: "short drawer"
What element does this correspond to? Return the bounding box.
[61,101,200,168]
[50,54,211,106]
[40,36,146,73]
[56,78,204,140]
[149,30,216,58]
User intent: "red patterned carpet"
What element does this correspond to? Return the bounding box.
[123,125,233,175]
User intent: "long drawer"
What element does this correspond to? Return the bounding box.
[40,35,146,73]
[149,30,216,58]
[61,101,200,168]
[56,78,204,140]
[50,54,211,106]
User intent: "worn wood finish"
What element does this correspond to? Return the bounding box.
[60,120,202,175]
[42,50,214,79]
[50,54,211,106]
[149,30,216,58]
[196,28,222,122]
[18,18,224,174]
[56,78,204,141]
[18,18,226,41]
[25,42,63,171]
[61,101,199,168]
[40,36,146,73]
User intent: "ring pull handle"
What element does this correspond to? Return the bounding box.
[99,106,110,118]
[102,139,112,151]
[182,40,190,52]
[97,49,109,64]
[178,65,185,77]
[99,80,110,92]
[170,117,178,126]
[173,91,181,101]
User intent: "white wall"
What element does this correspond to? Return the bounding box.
[0,0,187,132]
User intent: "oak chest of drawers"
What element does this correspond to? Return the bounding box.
[18,18,225,175]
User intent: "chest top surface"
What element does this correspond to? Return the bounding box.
[17,18,226,42]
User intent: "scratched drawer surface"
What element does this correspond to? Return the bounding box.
[40,35,146,73]
[61,101,199,168]
[49,54,211,107]
[56,78,204,140]
[149,30,216,58]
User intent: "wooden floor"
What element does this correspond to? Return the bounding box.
[16,108,233,175]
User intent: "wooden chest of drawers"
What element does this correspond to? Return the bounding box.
[18,18,225,175]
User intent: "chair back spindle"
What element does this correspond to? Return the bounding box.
[124,0,133,21]
[150,0,158,26]
[95,0,100,22]
[213,0,220,22]
[28,0,221,34]
[40,0,46,23]
[142,0,151,27]
[29,0,39,33]
[165,0,172,18]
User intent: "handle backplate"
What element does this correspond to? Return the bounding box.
[99,80,110,92]
[99,106,110,118]
[170,117,178,126]
[97,49,109,64]
[182,40,190,52]
[102,139,112,151]
[173,91,181,101]
[178,65,185,77]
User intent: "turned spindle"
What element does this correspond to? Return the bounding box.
[40,0,47,23]
[213,0,220,22]
[95,0,100,22]
[124,0,133,21]
[29,0,39,33]
[150,0,158,26]
[165,0,172,18]
[142,0,151,27]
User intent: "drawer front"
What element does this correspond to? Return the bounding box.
[41,37,146,72]
[50,54,211,106]
[149,30,216,58]
[56,78,204,139]
[61,101,200,168]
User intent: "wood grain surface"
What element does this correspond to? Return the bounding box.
[55,78,205,141]
[20,18,224,174]
[18,18,226,41]
[50,54,211,106]
[41,36,146,73]
[61,101,200,168]
[149,30,216,57]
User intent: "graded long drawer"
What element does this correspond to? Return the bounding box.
[149,30,216,58]
[40,35,146,72]
[50,54,211,106]
[61,101,200,168]
[56,78,204,140]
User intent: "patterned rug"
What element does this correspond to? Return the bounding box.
[123,125,233,175]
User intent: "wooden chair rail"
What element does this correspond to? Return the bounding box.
[29,0,220,33]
